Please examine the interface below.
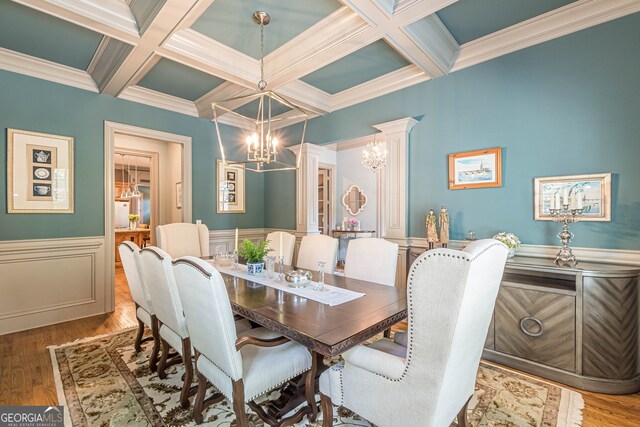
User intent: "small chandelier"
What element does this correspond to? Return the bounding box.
[361,133,387,172]
[212,11,307,172]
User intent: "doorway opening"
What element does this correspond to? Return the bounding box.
[104,122,192,313]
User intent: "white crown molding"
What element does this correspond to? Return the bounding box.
[324,134,374,151]
[118,85,199,117]
[373,116,418,135]
[14,0,140,44]
[332,65,429,111]
[8,0,640,133]
[277,80,333,115]
[453,0,640,72]
[0,48,98,92]
[405,238,640,266]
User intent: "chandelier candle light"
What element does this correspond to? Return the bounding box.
[212,11,308,173]
[549,188,584,267]
[361,133,387,172]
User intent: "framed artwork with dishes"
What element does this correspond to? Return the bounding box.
[216,159,245,213]
[534,173,611,221]
[7,128,74,213]
[448,147,502,190]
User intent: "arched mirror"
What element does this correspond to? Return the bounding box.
[342,185,368,216]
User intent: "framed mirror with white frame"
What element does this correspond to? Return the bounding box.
[342,184,367,216]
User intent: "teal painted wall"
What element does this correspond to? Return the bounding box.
[304,14,640,250]
[263,149,296,229]
[0,70,264,241]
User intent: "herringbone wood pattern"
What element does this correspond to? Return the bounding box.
[495,286,576,371]
[583,276,639,379]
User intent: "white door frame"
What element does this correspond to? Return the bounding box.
[104,121,192,312]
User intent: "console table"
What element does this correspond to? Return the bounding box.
[408,250,640,394]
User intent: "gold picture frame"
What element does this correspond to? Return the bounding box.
[216,159,245,213]
[7,128,74,213]
[534,173,611,221]
[448,147,502,190]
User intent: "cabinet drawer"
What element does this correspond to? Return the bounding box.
[495,287,575,371]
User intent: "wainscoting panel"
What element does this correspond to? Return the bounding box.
[0,237,106,335]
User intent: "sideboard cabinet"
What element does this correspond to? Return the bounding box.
[408,250,640,394]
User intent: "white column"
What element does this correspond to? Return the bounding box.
[373,117,418,241]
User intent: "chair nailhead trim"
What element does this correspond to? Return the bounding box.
[352,243,504,383]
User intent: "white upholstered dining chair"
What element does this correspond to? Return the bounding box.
[265,231,296,265]
[118,241,160,372]
[296,234,338,272]
[139,246,252,408]
[344,238,399,286]
[172,257,315,426]
[319,239,508,427]
[156,222,210,258]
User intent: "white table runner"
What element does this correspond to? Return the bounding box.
[207,262,365,306]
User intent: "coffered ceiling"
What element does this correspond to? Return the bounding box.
[1,0,639,131]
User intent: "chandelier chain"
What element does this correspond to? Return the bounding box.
[258,16,267,91]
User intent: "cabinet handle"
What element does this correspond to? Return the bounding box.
[519,316,544,337]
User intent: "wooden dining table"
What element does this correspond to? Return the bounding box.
[206,259,408,422]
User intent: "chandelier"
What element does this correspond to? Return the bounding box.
[361,133,387,172]
[213,11,308,172]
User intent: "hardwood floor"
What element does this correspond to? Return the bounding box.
[0,269,638,426]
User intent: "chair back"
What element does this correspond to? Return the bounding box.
[138,246,188,338]
[118,241,153,314]
[402,239,507,426]
[344,238,399,286]
[265,231,296,265]
[156,223,210,258]
[172,257,244,381]
[296,234,338,271]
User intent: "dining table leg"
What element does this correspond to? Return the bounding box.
[305,349,320,422]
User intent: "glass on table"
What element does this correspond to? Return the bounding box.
[266,255,276,279]
[316,261,329,292]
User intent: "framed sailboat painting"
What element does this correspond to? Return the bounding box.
[448,147,502,190]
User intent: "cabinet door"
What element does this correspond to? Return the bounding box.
[484,313,495,350]
[495,286,575,371]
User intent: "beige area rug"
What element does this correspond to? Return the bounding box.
[49,328,583,426]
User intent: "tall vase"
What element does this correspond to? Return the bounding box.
[129,222,136,231]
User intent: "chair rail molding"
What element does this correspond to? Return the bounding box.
[373,117,418,240]
[0,236,106,335]
[288,144,336,235]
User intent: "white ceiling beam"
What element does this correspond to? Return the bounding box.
[341,0,459,77]
[119,85,199,117]
[100,0,215,96]
[403,14,459,73]
[331,64,429,111]
[453,0,640,72]
[12,0,140,44]
[265,7,380,88]
[276,81,333,116]
[194,82,253,119]
[159,28,259,90]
